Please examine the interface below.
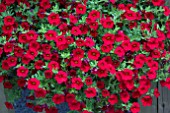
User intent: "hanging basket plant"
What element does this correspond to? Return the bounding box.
[0,0,170,113]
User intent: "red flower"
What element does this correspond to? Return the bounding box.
[18,33,28,43]
[0,4,6,13]
[48,61,59,70]
[52,94,65,104]
[21,21,30,30]
[147,69,157,80]
[2,60,10,70]
[48,13,60,26]
[71,77,83,90]
[85,37,95,47]
[108,94,118,105]
[68,100,81,111]
[131,41,140,52]
[45,107,58,113]
[130,102,140,113]
[154,88,160,98]
[2,25,14,34]
[14,46,24,57]
[141,95,152,106]
[125,80,135,91]
[35,88,47,98]
[121,40,131,51]
[107,64,116,74]
[97,60,107,70]
[33,105,43,112]
[100,17,114,29]
[114,46,125,57]
[4,42,13,53]
[144,12,155,20]
[71,26,82,36]
[85,76,93,86]
[45,30,57,41]
[55,70,68,84]
[71,57,82,67]
[0,47,3,57]
[40,0,51,9]
[121,69,134,80]
[34,60,45,70]
[29,41,40,51]
[76,39,85,47]
[84,87,97,98]
[7,56,17,67]
[88,48,100,60]
[55,35,66,46]
[66,36,74,44]
[17,66,29,78]
[69,14,78,24]
[102,33,115,45]
[4,16,15,25]
[80,61,91,72]
[26,49,38,60]
[110,0,116,4]
[152,0,164,6]
[132,89,141,99]
[27,78,40,90]
[5,102,13,109]
[3,81,13,89]
[76,4,86,15]
[17,78,27,88]
[89,21,98,30]
[97,81,105,89]
[97,68,108,78]
[66,93,76,103]
[82,110,92,113]
[151,50,161,58]
[124,10,137,21]
[88,10,100,21]
[4,0,15,5]
[102,89,110,97]
[26,30,38,41]
[115,30,126,42]
[21,55,31,65]
[44,70,53,79]
[0,76,4,83]
[120,90,130,103]
[72,48,84,58]
[163,6,170,16]
[165,77,170,89]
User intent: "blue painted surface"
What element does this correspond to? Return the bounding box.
[14,89,36,113]
[14,89,70,113]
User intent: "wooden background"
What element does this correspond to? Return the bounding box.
[0,1,170,113]
[140,83,170,113]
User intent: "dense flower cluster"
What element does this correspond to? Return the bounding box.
[0,0,170,113]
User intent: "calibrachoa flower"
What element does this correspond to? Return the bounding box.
[27,78,40,90]
[141,95,152,106]
[130,102,140,113]
[76,4,86,15]
[54,70,68,84]
[52,94,65,104]
[88,48,100,60]
[34,88,47,98]
[68,100,81,111]
[108,94,118,105]
[71,77,84,90]
[17,66,29,78]
[5,102,13,109]
[0,0,170,112]
[84,87,97,98]
[48,13,60,26]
